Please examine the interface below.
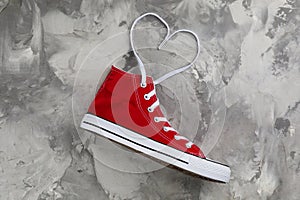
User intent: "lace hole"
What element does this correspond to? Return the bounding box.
[144,94,149,100]
[174,136,179,140]
[185,144,192,148]
[147,107,153,112]
[154,117,158,122]
[163,127,168,132]
[140,82,147,88]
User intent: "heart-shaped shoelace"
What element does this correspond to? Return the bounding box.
[129,12,201,87]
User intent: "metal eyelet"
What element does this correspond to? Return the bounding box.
[174,135,179,140]
[140,82,147,88]
[144,94,150,100]
[185,144,192,148]
[163,127,168,132]
[154,117,159,122]
[147,107,153,112]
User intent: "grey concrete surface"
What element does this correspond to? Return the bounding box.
[0,0,299,199]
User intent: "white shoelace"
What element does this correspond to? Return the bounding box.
[144,88,194,149]
[130,13,200,149]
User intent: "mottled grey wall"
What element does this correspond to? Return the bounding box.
[0,0,299,200]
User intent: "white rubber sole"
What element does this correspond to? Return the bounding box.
[80,114,231,183]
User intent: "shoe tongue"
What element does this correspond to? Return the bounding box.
[145,75,154,85]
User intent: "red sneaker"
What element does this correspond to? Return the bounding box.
[80,13,230,182]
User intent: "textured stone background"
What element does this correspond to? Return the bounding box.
[0,0,300,199]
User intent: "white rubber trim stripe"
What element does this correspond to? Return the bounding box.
[80,114,231,182]
[83,120,189,164]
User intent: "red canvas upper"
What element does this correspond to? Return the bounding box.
[88,66,205,158]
